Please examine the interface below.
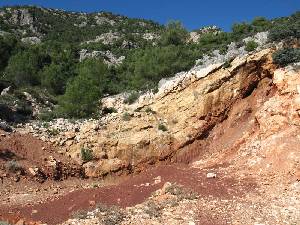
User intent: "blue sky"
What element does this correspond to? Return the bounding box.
[0,0,299,31]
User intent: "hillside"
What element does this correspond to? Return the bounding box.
[0,6,162,44]
[0,6,299,122]
[0,6,300,225]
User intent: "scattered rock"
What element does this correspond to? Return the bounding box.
[206,172,217,179]
[0,120,12,132]
[0,86,12,95]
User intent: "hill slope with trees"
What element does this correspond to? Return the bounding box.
[0,6,299,120]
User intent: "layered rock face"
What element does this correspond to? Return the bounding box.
[21,48,280,177]
[188,63,300,183]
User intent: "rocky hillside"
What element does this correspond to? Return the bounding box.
[19,47,276,176]
[1,45,300,225]
[0,6,299,224]
[0,6,162,45]
[0,7,298,122]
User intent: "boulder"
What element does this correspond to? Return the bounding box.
[0,120,12,132]
[84,158,128,177]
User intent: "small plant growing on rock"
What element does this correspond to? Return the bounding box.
[145,107,156,114]
[144,200,162,218]
[272,48,300,67]
[72,210,88,219]
[81,148,94,162]
[165,183,198,200]
[165,183,184,196]
[123,92,139,105]
[42,122,50,128]
[245,40,258,52]
[47,128,59,136]
[223,60,231,68]
[102,107,117,115]
[95,204,126,225]
[5,160,23,174]
[122,112,132,121]
[158,123,168,132]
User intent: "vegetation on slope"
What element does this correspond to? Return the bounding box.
[0,6,299,119]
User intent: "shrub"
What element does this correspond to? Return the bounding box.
[58,59,109,118]
[223,60,231,68]
[42,122,50,128]
[165,183,198,200]
[158,123,168,132]
[81,148,94,162]
[102,107,117,115]
[144,200,162,218]
[40,63,70,95]
[119,45,198,91]
[47,128,59,136]
[38,110,57,121]
[72,210,88,219]
[5,160,23,173]
[123,92,139,105]
[4,48,50,87]
[160,21,188,46]
[245,40,258,52]
[165,184,184,196]
[251,17,271,32]
[0,35,19,73]
[145,107,156,114]
[95,204,125,225]
[269,24,300,42]
[122,112,132,121]
[272,48,300,67]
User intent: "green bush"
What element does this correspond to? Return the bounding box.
[144,200,162,218]
[47,128,59,136]
[123,92,139,104]
[269,24,300,42]
[0,35,20,73]
[158,123,168,132]
[145,107,156,114]
[4,48,50,86]
[95,204,126,225]
[223,60,231,68]
[81,148,94,162]
[245,40,259,52]
[58,59,109,118]
[38,110,57,121]
[102,107,117,115]
[119,45,198,91]
[160,21,188,46]
[122,112,132,121]
[251,17,271,32]
[272,48,300,67]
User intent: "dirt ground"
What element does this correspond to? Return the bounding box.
[0,163,256,225]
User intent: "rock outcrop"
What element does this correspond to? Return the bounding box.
[20,48,279,177]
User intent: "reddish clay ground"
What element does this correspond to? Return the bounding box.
[0,164,256,225]
[0,131,81,176]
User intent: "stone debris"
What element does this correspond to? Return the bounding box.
[206,172,217,178]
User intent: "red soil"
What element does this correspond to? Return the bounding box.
[0,164,255,225]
